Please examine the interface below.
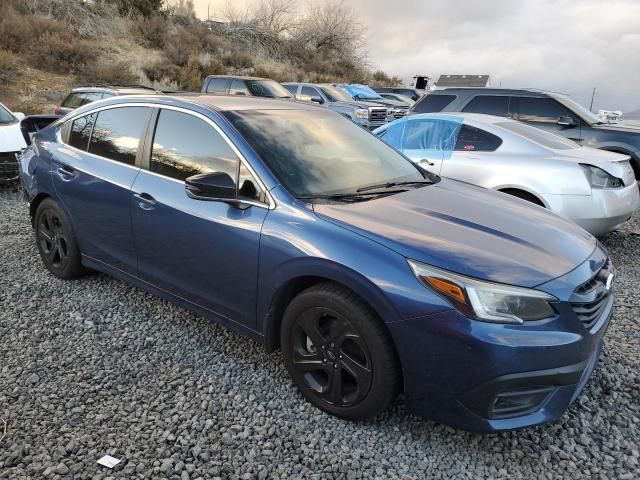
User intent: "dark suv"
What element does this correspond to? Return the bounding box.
[56,85,159,115]
[373,87,424,102]
[201,75,293,99]
[411,88,640,177]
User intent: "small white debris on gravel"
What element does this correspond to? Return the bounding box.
[0,187,638,479]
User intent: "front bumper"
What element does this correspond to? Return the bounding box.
[387,249,612,432]
[542,181,640,236]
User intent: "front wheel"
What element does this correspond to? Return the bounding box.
[281,283,401,420]
[34,198,85,279]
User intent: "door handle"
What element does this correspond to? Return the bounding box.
[133,192,157,210]
[55,165,77,181]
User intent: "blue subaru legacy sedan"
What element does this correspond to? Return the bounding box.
[18,95,614,432]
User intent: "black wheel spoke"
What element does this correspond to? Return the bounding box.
[39,229,53,242]
[327,317,351,347]
[293,350,326,372]
[297,310,327,347]
[327,367,344,404]
[340,350,372,387]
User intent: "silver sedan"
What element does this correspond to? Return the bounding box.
[374,113,640,236]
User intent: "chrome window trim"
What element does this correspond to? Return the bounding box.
[60,102,276,210]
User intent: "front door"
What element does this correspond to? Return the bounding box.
[131,108,270,329]
[51,106,151,273]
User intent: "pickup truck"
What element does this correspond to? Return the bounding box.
[282,83,391,130]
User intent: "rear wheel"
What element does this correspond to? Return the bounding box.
[281,282,401,420]
[500,188,545,207]
[34,199,84,279]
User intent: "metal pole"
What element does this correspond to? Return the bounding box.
[589,87,596,112]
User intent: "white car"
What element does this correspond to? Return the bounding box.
[0,102,27,185]
[375,113,640,236]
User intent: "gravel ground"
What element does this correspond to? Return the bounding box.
[0,186,638,480]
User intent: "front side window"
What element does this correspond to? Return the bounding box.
[224,109,424,197]
[379,119,461,152]
[454,124,502,152]
[283,84,298,95]
[229,79,249,96]
[68,113,96,151]
[319,86,352,102]
[300,86,321,103]
[515,97,575,124]
[463,95,511,117]
[412,94,457,113]
[0,104,16,124]
[88,107,149,165]
[151,109,239,182]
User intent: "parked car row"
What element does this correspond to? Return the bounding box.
[16,92,622,432]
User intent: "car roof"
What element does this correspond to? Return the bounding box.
[81,94,319,113]
[71,85,159,94]
[204,75,271,81]
[433,87,557,97]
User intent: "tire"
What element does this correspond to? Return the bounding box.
[500,189,545,207]
[281,282,401,420]
[34,198,85,280]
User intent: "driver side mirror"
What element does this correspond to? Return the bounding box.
[557,116,577,128]
[185,172,236,201]
[310,96,324,104]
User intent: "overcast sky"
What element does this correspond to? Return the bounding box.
[190,0,640,113]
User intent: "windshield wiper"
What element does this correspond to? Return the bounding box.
[298,189,408,202]
[356,180,432,193]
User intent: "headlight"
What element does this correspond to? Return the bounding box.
[355,108,368,120]
[408,260,557,324]
[580,164,623,188]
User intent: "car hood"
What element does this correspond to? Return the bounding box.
[313,179,596,288]
[0,122,27,152]
[593,120,640,134]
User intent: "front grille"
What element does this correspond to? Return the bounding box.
[0,152,20,183]
[368,108,387,122]
[571,258,613,330]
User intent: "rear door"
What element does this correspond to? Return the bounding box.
[130,107,269,328]
[52,106,151,273]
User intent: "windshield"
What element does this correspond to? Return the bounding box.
[497,121,579,150]
[0,103,16,124]
[246,80,292,99]
[319,86,352,102]
[224,109,424,197]
[555,95,603,124]
[339,84,384,101]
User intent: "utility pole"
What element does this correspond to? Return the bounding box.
[589,87,597,112]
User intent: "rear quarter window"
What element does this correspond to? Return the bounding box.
[412,94,457,113]
[67,113,97,151]
[455,124,502,152]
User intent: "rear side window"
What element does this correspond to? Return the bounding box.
[206,78,230,94]
[68,113,96,151]
[283,84,298,95]
[88,107,149,165]
[150,109,239,182]
[463,96,510,117]
[455,124,502,152]
[62,93,85,108]
[515,97,574,123]
[412,94,456,113]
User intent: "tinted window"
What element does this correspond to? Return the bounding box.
[238,162,266,203]
[0,104,15,124]
[68,113,96,151]
[88,107,149,165]
[229,79,249,96]
[455,124,502,152]
[516,97,574,123]
[79,92,104,106]
[463,95,510,116]
[224,109,423,197]
[412,94,456,113]
[151,109,239,182]
[206,78,230,94]
[300,86,321,102]
[283,84,298,94]
[62,93,85,108]
[319,86,352,102]
[245,80,292,98]
[496,121,578,150]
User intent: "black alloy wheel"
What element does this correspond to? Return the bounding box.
[282,283,401,420]
[34,199,84,279]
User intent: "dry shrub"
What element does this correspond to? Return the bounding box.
[133,15,169,48]
[163,28,201,66]
[28,33,96,74]
[178,56,227,91]
[0,50,22,84]
[222,49,254,70]
[79,61,139,85]
[252,65,290,83]
[144,61,182,83]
